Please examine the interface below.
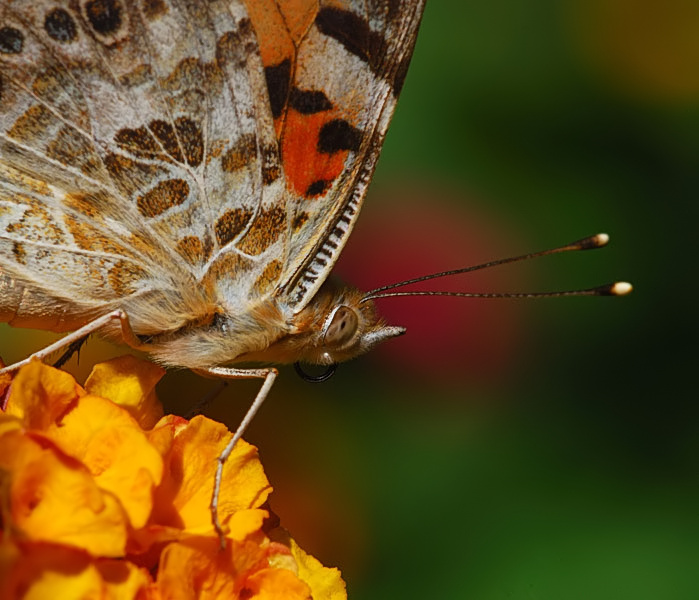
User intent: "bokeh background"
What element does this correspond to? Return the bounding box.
[2,0,698,597]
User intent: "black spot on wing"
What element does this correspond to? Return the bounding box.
[0,27,24,54]
[317,119,362,154]
[315,7,383,73]
[84,0,123,35]
[44,8,78,42]
[289,88,332,114]
[265,59,291,119]
[305,180,330,197]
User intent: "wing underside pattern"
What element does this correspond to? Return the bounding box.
[0,0,425,336]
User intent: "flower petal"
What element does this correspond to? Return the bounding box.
[3,361,82,429]
[46,394,164,529]
[156,416,272,532]
[0,431,128,556]
[85,355,165,429]
[289,537,347,600]
[0,540,152,599]
[242,568,312,600]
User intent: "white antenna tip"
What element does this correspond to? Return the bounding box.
[594,233,610,247]
[611,281,633,296]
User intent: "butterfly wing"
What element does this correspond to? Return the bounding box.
[0,0,425,365]
[0,0,283,335]
[242,0,426,311]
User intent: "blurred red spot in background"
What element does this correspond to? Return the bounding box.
[335,182,528,388]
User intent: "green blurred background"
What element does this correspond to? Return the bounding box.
[2,0,698,597]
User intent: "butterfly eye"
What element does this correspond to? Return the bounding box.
[323,306,359,347]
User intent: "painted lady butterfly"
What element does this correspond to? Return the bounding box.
[0,4,424,396]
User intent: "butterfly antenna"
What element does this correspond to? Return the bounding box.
[361,233,632,302]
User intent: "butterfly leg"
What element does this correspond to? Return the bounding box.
[194,366,278,548]
[0,309,143,373]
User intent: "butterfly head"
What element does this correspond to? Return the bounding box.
[257,277,405,367]
[292,277,405,366]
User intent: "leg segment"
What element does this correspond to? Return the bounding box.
[0,309,143,374]
[195,366,278,548]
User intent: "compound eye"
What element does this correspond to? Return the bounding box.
[324,306,359,347]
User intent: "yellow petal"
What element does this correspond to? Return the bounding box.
[4,362,82,430]
[0,431,128,556]
[47,394,163,529]
[84,355,165,430]
[288,536,347,600]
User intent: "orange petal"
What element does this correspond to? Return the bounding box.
[229,508,269,542]
[0,539,152,599]
[46,394,164,529]
[4,361,82,430]
[242,567,312,600]
[0,431,128,556]
[156,537,237,599]
[84,355,165,430]
[158,416,272,532]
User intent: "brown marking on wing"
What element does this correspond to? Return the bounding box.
[12,242,26,265]
[46,126,103,177]
[236,206,286,255]
[62,192,103,219]
[114,117,203,167]
[202,252,253,290]
[142,0,168,20]
[173,117,204,167]
[108,259,147,296]
[261,144,281,184]
[208,139,227,161]
[215,207,253,246]
[32,67,63,97]
[176,235,213,266]
[292,210,309,232]
[221,134,257,172]
[161,57,223,97]
[6,206,64,244]
[0,164,50,196]
[63,214,131,255]
[114,125,160,158]
[136,178,190,218]
[119,63,154,87]
[103,152,165,196]
[7,104,54,143]
[253,258,283,295]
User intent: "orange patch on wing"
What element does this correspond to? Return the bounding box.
[276,0,318,44]
[243,0,295,67]
[281,109,348,198]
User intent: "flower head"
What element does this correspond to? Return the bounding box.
[0,356,346,599]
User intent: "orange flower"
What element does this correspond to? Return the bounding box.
[0,356,346,600]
